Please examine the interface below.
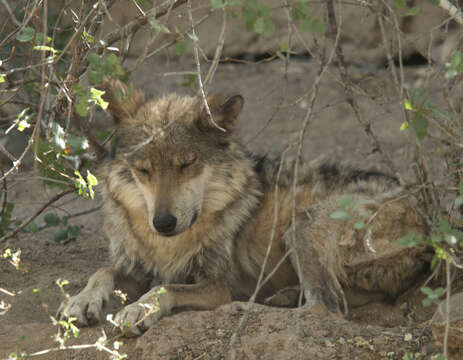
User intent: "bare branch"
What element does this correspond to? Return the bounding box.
[0,188,74,244]
[1,0,21,26]
[187,0,225,132]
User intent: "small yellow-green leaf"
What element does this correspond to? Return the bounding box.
[18,119,31,132]
[400,121,409,131]
[404,98,413,110]
[87,170,98,186]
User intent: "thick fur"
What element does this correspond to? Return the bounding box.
[59,79,429,334]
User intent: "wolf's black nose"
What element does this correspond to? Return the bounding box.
[153,213,177,234]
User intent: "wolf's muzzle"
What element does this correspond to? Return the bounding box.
[153,212,177,235]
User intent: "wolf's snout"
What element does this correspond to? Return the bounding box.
[153,212,177,234]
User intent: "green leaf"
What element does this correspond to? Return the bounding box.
[98,130,112,142]
[253,17,266,35]
[310,19,326,34]
[211,0,226,9]
[394,0,406,8]
[300,18,311,32]
[422,298,433,307]
[33,45,57,53]
[67,134,89,153]
[338,195,353,210]
[87,170,98,186]
[175,39,188,55]
[445,68,458,79]
[35,32,52,45]
[354,221,366,230]
[25,222,39,233]
[405,6,420,16]
[44,213,61,227]
[76,100,89,117]
[404,98,413,110]
[330,210,351,221]
[88,53,102,69]
[89,70,103,85]
[181,74,197,87]
[398,230,422,247]
[54,228,69,243]
[433,354,447,360]
[0,75,4,83]
[438,219,451,234]
[82,30,94,43]
[427,0,439,5]
[5,202,14,214]
[16,27,35,42]
[411,114,428,140]
[455,196,463,208]
[67,225,81,238]
[400,121,409,131]
[90,87,108,110]
[105,53,119,66]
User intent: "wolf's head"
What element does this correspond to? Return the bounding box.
[101,78,246,237]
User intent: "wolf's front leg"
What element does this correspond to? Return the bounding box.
[114,281,232,336]
[58,267,116,325]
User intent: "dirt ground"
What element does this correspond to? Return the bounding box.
[1,2,463,359]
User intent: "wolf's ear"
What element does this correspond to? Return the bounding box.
[98,77,145,124]
[197,94,244,134]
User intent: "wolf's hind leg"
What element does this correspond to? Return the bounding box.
[264,285,301,307]
[58,267,116,325]
[282,215,341,314]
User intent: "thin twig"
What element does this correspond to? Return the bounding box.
[228,145,292,360]
[143,12,211,60]
[443,256,451,358]
[203,7,227,88]
[34,0,49,163]
[327,0,404,185]
[1,0,21,26]
[0,188,74,244]
[289,0,342,331]
[100,0,188,52]
[36,204,103,231]
[0,169,7,219]
[187,0,225,132]
[0,0,42,48]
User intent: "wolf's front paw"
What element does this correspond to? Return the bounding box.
[58,290,105,326]
[114,286,167,337]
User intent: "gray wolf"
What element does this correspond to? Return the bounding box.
[59,78,429,335]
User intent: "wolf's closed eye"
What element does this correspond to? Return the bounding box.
[180,157,197,170]
[136,168,151,176]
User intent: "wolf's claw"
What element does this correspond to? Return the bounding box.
[113,288,166,336]
[58,290,105,326]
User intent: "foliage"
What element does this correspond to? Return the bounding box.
[330,195,373,230]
